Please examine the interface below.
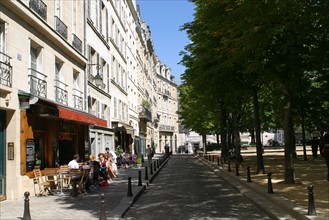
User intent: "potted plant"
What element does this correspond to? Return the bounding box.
[136,155,142,168]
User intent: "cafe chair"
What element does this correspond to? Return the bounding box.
[69,169,83,197]
[59,165,70,191]
[33,169,52,196]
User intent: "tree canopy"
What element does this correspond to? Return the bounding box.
[179,0,329,183]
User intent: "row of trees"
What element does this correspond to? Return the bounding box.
[178,0,329,183]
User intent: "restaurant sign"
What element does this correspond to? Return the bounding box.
[26,139,35,171]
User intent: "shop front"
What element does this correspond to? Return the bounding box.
[20,99,107,175]
[112,122,134,154]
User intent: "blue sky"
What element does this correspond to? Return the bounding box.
[137,0,195,85]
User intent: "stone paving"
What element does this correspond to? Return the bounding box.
[0,154,169,220]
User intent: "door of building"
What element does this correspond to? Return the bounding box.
[0,110,6,200]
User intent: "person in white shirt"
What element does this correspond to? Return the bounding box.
[68,154,80,169]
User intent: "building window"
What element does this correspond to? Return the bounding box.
[72,0,77,34]
[29,41,47,97]
[114,98,117,119]
[54,0,61,18]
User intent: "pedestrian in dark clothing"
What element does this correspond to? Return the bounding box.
[311,137,319,159]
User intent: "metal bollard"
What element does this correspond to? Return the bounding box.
[235,163,240,176]
[217,157,220,166]
[153,161,157,172]
[212,155,215,163]
[307,185,317,216]
[208,154,211,161]
[22,191,31,220]
[150,163,153,175]
[267,172,274,194]
[157,159,159,168]
[138,170,142,186]
[247,166,252,182]
[145,167,149,180]
[99,193,106,220]
[127,177,133,197]
[228,160,231,172]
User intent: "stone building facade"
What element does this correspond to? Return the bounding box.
[0,0,181,201]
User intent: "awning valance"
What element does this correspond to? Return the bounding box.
[58,106,107,127]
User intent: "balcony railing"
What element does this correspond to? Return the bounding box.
[73,88,83,110]
[159,124,175,132]
[0,52,12,88]
[54,79,68,105]
[29,0,47,20]
[28,68,47,97]
[55,16,67,39]
[72,33,82,53]
[138,106,152,122]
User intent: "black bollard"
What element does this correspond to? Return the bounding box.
[217,157,220,166]
[208,154,211,161]
[127,177,133,197]
[154,161,157,172]
[99,193,106,220]
[22,191,31,220]
[228,160,231,172]
[150,163,153,175]
[145,166,149,180]
[267,172,274,194]
[235,163,240,176]
[247,166,252,182]
[157,159,159,168]
[307,185,317,216]
[138,170,142,186]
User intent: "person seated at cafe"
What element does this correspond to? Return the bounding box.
[68,154,80,169]
[98,153,108,182]
[88,154,100,186]
[117,154,129,168]
[105,153,116,180]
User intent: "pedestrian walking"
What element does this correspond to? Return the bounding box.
[311,137,319,159]
[147,145,152,166]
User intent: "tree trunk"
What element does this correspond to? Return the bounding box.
[203,133,207,155]
[216,133,220,150]
[301,111,307,160]
[250,128,255,145]
[220,103,227,163]
[283,84,295,184]
[253,89,265,174]
[233,113,241,165]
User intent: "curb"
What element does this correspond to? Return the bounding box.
[108,154,172,219]
[197,155,327,220]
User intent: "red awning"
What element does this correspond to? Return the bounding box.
[58,106,107,127]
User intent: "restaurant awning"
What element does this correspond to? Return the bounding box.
[58,106,107,127]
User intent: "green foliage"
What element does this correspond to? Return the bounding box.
[179,0,329,182]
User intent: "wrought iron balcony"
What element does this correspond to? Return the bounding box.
[159,124,175,132]
[29,0,47,20]
[72,34,82,53]
[73,88,83,110]
[54,79,68,105]
[55,16,67,39]
[138,106,152,122]
[0,52,12,88]
[28,68,47,98]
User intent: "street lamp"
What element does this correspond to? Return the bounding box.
[93,73,104,88]
[88,63,105,88]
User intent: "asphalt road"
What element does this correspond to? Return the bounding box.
[123,154,271,220]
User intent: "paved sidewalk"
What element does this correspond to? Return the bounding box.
[0,153,170,220]
[198,150,329,219]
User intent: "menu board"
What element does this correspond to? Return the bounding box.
[26,139,35,171]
